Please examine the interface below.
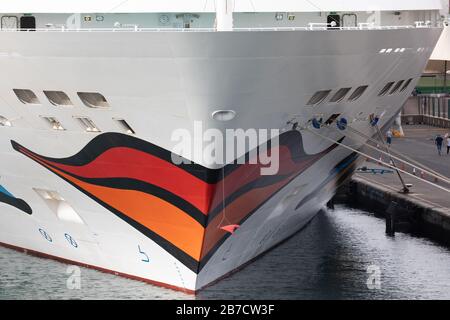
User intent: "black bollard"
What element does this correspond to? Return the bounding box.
[326,199,335,210]
[385,201,397,236]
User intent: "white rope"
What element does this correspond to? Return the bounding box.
[341,125,450,184]
[346,125,446,179]
[321,120,450,184]
[304,127,450,194]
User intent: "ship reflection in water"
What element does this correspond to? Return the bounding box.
[1,205,450,300]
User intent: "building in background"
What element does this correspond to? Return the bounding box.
[402,0,450,127]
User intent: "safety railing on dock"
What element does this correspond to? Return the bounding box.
[402,114,450,129]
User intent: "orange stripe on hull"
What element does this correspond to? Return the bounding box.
[74,181,205,261]
[26,152,205,261]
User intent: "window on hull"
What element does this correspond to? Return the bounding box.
[77,92,110,108]
[13,89,41,105]
[378,82,395,96]
[348,85,368,101]
[327,14,340,29]
[329,88,351,103]
[44,91,73,106]
[389,80,405,95]
[306,90,332,106]
[20,16,36,31]
[1,16,19,30]
[400,78,413,92]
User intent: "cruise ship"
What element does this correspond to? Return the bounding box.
[0,0,446,293]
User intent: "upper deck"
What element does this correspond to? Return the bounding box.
[0,0,446,31]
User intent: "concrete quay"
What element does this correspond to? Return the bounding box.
[334,125,450,243]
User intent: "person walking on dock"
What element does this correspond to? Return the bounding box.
[446,135,450,155]
[386,129,393,147]
[435,134,444,156]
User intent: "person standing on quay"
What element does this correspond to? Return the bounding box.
[386,129,393,147]
[435,134,444,156]
[446,134,450,155]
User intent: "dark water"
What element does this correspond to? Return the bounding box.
[2,205,450,300]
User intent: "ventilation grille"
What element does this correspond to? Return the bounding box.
[75,116,100,132]
[114,119,135,134]
[41,116,65,130]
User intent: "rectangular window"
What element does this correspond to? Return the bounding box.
[329,88,351,103]
[389,80,404,95]
[43,91,73,106]
[13,89,41,105]
[306,90,331,105]
[348,85,368,101]
[378,82,395,96]
[77,92,110,108]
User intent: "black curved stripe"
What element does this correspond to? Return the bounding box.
[0,192,32,215]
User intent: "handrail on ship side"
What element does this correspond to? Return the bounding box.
[0,23,437,33]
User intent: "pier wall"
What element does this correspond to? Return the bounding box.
[335,176,450,244]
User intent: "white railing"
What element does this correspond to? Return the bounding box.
[0,23,436,33]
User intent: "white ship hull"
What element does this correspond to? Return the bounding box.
[0,27,442,292]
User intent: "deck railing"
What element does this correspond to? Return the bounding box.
[0,22,438,33]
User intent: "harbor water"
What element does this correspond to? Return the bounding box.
[1,204,450,300]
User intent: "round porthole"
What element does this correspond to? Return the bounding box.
[159,14,170,26]
[212,110,236,121]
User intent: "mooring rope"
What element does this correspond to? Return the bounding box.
[303,127,450,194]
[324,123,450,185]
[345,125,449,182]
